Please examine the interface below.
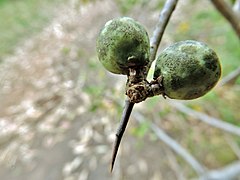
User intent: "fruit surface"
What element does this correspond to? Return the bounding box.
[96,17,150,75]
[154,40,221,99]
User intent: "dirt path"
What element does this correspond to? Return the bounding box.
[0,1,122,179]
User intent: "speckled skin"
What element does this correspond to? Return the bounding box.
[154,40,221,100]
[96,17,150,75]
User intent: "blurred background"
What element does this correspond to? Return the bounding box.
[0,0,239,179]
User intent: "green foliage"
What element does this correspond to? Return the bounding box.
[203,90,240,126]
[0,0,64,58]
[216,31,240,77]
[154,0,165,10]
[115,0,149,14]
[186,131,237,167]
[61,46,71,56]
[116,0,139,14]
[131,121,150,138]
[78,0,97,4]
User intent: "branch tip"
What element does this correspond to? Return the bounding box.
[110,101,134,172]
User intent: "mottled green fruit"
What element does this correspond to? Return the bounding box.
[96,17,150,75]
[154,40,221,100]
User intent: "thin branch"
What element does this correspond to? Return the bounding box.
[110,100,134,172]
[211,0,240,38]
[225,135,240,159]
[163,144,186,180]
[148,0,178,72]
[200,161,240,180]
[218,67,240,86]
[169,101,240,136]
[134,110,240,179]
[133,111,206,176]
[233,0,240,17]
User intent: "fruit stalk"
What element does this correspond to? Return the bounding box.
[110,100,134,172]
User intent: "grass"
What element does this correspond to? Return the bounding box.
[0,0,64,59]
[115,0,150,14]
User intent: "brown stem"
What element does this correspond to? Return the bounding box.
[148,0,178,73]
[211,0,240,38]
[110,100,134,172]
[218,66,240,86]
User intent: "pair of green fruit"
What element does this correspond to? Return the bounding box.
[96,17,221,100]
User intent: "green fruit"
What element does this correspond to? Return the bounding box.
[154,40,221,100]
[96,17,150,75]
